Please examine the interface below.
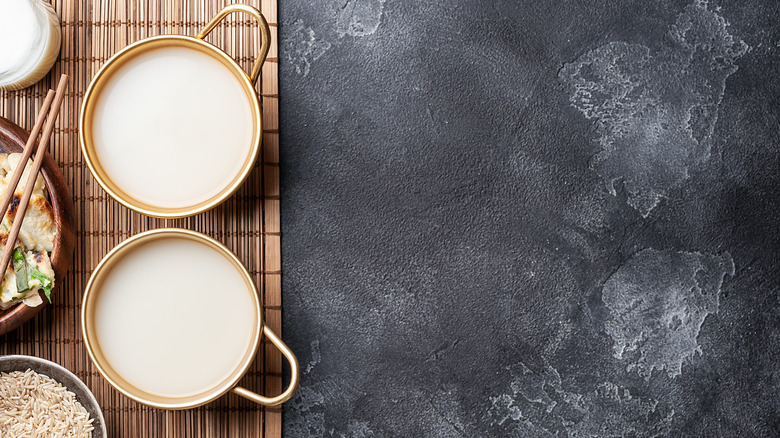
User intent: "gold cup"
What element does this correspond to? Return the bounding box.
[79,5,271,218]
[81,228,299,409]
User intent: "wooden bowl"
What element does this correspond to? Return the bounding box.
[0,117,75,335]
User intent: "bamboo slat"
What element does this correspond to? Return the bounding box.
[0,1,282,437]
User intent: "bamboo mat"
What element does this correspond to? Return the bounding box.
[0,1,282,437]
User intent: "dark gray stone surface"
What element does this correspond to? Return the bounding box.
[278,0,780,436]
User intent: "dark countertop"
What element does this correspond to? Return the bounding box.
[278,0,780,436]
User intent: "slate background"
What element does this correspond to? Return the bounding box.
[277,0,780,436]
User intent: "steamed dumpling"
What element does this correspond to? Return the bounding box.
[0,153,47,197]
[0,196,56,252]
[0,153,56,309]
[0,266,19,309]
[0,154,55,252]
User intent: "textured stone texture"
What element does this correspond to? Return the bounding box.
[279,0,780,436]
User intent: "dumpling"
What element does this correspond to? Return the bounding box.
[0,153,56,309]
[1,153,47,198]
[0,248,55,309]
[0,154,55,252]
[0,266,20,309]
[0,195,56,252]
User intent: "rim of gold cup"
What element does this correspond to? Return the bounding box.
[81,228,299,410]
[79,5,271,218]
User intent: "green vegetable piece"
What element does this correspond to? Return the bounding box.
[12,247,29,293]
[29,267,52,303]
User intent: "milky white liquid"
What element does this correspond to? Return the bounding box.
[0,1,37,73]
[0,0,61,90]
[93,237,257,397]
[92,45,254,208]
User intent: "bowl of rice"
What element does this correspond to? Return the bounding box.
[0,355,106,437]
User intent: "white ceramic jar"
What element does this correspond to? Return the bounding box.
[0,0,61,90]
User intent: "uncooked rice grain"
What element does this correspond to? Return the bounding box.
[0,368,94,437]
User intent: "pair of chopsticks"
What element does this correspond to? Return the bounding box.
[0,74,68,279]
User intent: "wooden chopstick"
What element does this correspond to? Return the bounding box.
[0,74,69,280]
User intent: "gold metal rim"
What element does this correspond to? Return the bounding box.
[81,228,263,409]
[79,35,262,219]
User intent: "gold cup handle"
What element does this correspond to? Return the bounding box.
[231,325,300,406]
[196,4,271,85]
